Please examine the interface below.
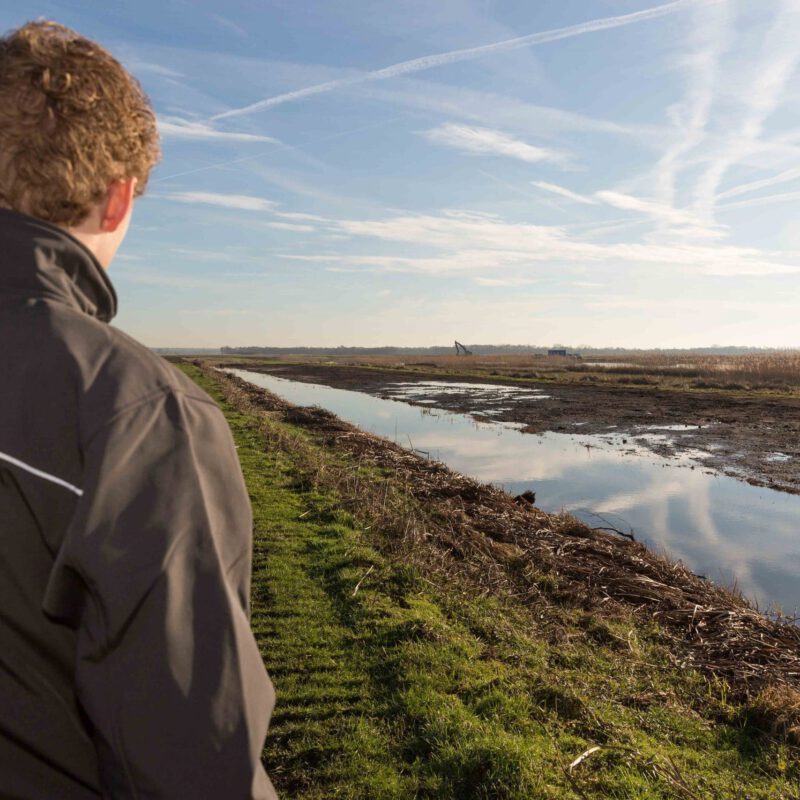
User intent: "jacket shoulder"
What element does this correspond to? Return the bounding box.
[96,325,212,405]
[41,302,217,437]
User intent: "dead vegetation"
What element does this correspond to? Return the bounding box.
[230,350,800,394]
[573,352,800,391]
[197,361,800,745]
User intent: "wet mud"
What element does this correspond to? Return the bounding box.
[222,363,800,495]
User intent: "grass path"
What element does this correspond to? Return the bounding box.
[180,363,799,799]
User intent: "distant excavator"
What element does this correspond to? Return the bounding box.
[454,340,473,356]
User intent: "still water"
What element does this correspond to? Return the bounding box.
[230,369,800,614]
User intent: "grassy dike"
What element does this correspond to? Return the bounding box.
[178,362,799,800]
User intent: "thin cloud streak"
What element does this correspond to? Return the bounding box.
[125,60,185,80]
[265,221,316,232]
[162,191,277,211]
[211,0,701,120]
[475,170,573,215]
[158,117,280,143]
[207,12,248,38]
[595,190,716,230]
[716,166,800,200]
[717,189,800,210]
[422,123,569,165]
[533,181,598,204]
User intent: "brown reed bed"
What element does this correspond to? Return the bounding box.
[270,349,800,393]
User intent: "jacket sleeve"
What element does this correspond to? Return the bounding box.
[43,389,277,800]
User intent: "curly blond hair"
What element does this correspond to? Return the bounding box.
[0,20,161,226]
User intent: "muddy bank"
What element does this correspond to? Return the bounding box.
[218,362,800,495]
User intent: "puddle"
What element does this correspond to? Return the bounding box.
[229,369,800,614]
[766,452,792,463]
[385,380,551,403]
[638,424,705,432]
[580,362,636,368]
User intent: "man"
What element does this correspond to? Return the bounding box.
[0,20,276,799]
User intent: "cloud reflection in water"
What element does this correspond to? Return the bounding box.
[231,370,800,614]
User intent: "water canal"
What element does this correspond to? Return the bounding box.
[229,368,800,615]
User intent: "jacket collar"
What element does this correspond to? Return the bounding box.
[0,208,117,322]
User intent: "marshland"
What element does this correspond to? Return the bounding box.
[178,354,800,799]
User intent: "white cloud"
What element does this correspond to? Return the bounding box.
[212,0,696,120]
[162,192,278,211]
[423,123,569,165]
[533,181,597,204]
[653,1,733,208]
[158,117,280,143]
[325,207,800,277]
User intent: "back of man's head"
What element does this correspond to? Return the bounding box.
[0,20,160,228]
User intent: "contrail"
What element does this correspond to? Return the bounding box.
[213,0,701,121]
[715,166,800,200]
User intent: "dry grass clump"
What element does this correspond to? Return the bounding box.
[198,361,800,744]
[747,686,800,745]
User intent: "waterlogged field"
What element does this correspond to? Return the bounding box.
[280,351,800,396]
[178,360,800,800]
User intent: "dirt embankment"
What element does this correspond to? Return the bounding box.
[222,362,800,495]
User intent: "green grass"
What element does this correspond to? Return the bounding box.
[179,362,800,799]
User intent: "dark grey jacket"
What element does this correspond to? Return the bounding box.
[0,209,276,799]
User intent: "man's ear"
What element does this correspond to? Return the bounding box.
[100,178,137,233]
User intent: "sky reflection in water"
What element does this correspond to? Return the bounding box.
[231,370,800,614]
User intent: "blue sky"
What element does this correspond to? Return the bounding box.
[4,0,800,348]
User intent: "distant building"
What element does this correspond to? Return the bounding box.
[546,349,582,358]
